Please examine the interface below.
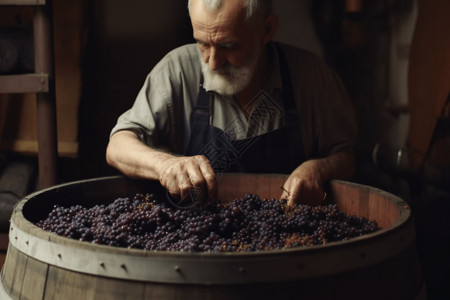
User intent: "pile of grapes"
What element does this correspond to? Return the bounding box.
[36,193,379,252]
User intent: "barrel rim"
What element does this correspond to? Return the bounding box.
[12,174,412,257]
[7,175,415,284]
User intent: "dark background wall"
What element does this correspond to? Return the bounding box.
[74,1,195,180]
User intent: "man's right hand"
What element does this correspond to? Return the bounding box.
[158,155,218,204]
[106,130,218,205]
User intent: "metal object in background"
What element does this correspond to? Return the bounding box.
[372,143,419,172]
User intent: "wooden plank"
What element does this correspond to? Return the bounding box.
[0,74,49,94]
[19,255,47,300]
[408,0,450,169]
[0,0,45,5]
[9,242,28,299]
[93,277,146,300]
[1,243,18,295]
[44,265,97,300]
[0,139,78,157]
[45,263,146,300]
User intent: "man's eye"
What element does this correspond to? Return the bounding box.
[220,43,236,50]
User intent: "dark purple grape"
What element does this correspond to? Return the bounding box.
[35,192,379,252]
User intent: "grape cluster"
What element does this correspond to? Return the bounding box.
[36,193,379,252]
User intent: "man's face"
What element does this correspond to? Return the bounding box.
[190,0,264,96]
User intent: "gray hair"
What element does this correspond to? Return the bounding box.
[187,0,273,21]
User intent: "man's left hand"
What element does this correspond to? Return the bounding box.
[280,160,325,206]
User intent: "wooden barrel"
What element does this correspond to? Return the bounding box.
[0,174,425,300]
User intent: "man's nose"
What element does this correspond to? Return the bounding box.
[208,47,226,71]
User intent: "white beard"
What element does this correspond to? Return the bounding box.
[200,46,261,97]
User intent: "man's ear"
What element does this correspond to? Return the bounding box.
[262,14,279,44]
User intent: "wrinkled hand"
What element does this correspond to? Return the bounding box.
[158,155,218,204]
[280,160,325,206]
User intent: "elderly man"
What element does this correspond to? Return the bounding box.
[106,0,356,206]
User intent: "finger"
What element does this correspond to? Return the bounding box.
[197,156,218,201]
[159,163,180,198]
[279,185,292,205]
[177,172,192,203]
[206,175,218,202]
[287,189,300,207]
[281,180,298,206]
[280,190,290,201]
[186,167,207,203]
[164,174,180,200]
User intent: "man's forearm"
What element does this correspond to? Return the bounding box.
[106,130,218,201]
[281,151,355,205]
[106,130,173,180]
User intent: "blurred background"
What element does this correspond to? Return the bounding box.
[0,0,449,298]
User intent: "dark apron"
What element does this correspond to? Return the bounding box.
[185,46,304,174]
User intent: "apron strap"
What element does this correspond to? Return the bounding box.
[275,43,296,111]
[189,85,211,128]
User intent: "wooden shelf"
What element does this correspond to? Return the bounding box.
[0,0,45,5]
[0,74,49,93]
[0,139,78,157]
[0,1,57,188]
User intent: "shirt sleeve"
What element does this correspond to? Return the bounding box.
[109,73,164,147]
[109,44,203,153]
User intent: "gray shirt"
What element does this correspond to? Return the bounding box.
[110,42,356,160]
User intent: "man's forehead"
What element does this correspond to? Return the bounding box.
[190,0,250,41]
[192,16,240,38]
[190,0,246,11]
[190,0,247,24]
